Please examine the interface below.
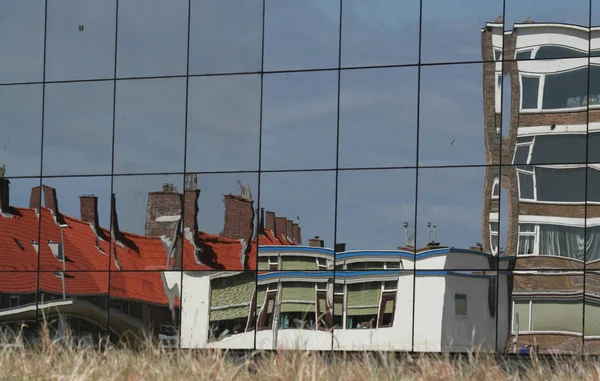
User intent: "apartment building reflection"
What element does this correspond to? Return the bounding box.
[482,18,600,354]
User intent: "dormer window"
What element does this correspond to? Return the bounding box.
[48,241,64,261]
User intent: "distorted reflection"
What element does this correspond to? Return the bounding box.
[5,11,600,355]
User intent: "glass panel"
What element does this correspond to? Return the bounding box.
[419,63,491,166]
[421,0,503,64]
[110,271,178,348]
[513,301,529,332]
[189,0,262,75]
[543,66,589,110]
[531,135,586,165]
[336,169,415,259]
[263,0,340,71]
[183,172,258,271]
[38,177,111,271]
[454,294,467,315]
[43,82,114,176]
[116,0,188,78]
[535,167,585,202]
[536,46,588,59]
[111,174,184,271]
[339,67,418,169]
[0,272,37,345]
[261,72,338,171]
[0,1,45,83]
[258,171,335,266]
[186,75,260,172]
[0,84,43,177]
[518,172,534,200]
[46,0,116,81]
[515,50,532,60]
[0,178,41,271]
[341,0,419,67]
[513,145,530,165]
[531,301,583,332]
[521,77,539,110]
[417,166,497,269]
[114,78,186,174]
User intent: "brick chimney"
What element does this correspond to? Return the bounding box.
[42,185,65,225]
[30,186,41,210]
[183,188,200,234]
[265,211,276,233]
[42,185,59,216]
[145,183,182,237]
[222,194,255,241]
[308,236,324,248]
[292,223,299,243]
[297,226,302,245]
[0,178,10,214]
[80,195,99,228]
[275,217,287,238]
[286,220,293,240]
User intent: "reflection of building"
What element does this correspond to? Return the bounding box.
[0,176,299,345]
[482,19,600,354]
[0,173,514,351]
[173,240,512,351]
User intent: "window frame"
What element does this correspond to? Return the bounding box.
[455,293,467,316]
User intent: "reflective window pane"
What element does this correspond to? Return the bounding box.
[339,67,417,169]
[43,82,114,177]
[182,172,258,271]
[0,85,43,177]
[419,63,491,166]
[261,72,338,170]
[0,1,44,84]
[341,0,419,67]
[189,0,262,75]
[186,75,260,172]
[38,177,111,272]
[46,0,116,81]
[0,178,41,271]
[264,0,340,71]
[421,0,503,64]
[117,0,188,78]
[114,78,186,174]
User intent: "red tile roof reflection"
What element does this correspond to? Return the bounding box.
[0,206,294,306]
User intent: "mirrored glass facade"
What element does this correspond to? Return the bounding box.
[2,1,600,354]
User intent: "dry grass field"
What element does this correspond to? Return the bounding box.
[0,326,597,380]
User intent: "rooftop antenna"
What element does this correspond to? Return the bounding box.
[403,222,410,248]
[427,222,431,244]
[296,215,300,226]
[432,225,437,243]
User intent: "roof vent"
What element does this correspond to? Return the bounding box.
[162,183,177,192]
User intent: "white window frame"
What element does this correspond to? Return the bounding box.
[491,177,500,199]
[514,47,535,60]
[489,219,499,255]
[517,224,538,256]
[520,65,600,113]
[316,257,327,270]
[519,73,543,111]
[268,256,279,271]
[495,72,503,114]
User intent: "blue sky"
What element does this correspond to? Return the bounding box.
[0,0,596,254]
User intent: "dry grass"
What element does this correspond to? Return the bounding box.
[0,326,598,380]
